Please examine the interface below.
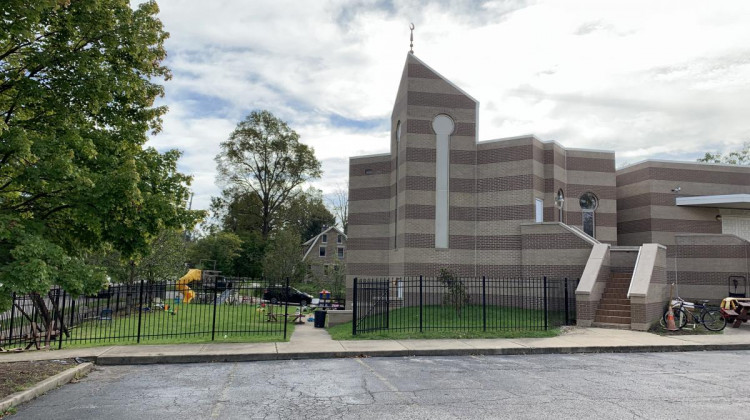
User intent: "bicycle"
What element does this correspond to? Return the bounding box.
[661,297,727,331]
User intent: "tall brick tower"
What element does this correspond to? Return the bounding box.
[390,53,479,277]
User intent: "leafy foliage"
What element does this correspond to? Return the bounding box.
[232,231,265,278]
[439,268,469,318]
[186,232,243,275]
[262,229,306,282]
[698,142,749,165]
[284,188,335,242]
[215,110,322,239]
[0,0,201,309]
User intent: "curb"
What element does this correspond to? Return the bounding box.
[0,362,93,413]
[93,343,750,365]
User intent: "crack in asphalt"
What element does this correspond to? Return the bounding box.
[210,362,238,418]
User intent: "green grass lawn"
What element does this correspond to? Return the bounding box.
[328,304,562,340]
[63,303,298,348]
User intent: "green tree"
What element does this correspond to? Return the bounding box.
[440,268,469,318]
[284,188,335,241]
[263,229,306,282]
[698,142,749,165]
[210,189,264,235]
[186,232,243,276]
[232,231,265,278]
[215,110,322,240]
[0,0,201,310]
[134,229,188,283]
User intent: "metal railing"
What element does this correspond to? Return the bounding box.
[352,276,578,335]
[0,278,296,349]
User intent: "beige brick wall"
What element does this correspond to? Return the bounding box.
[349,55,614,286]
[670,234,750,301]
[617,161,750,247]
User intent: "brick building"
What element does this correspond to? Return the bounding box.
[346,53,750,329]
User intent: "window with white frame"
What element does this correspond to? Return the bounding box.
[319,246,326,257]
[535,198,544,223]
[337,234,342,244]
[321,234,327,244]
[337,247,344,259]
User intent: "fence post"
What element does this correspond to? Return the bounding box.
[482,276,487,332]
[543,276,548,330]
[283,277,290,341]
[564,277,569,326]
[9,293,16,348]
[58,290,67,350]
[385,279,390,330]
[419,275,423,333]
[211,282,218,341]
[136,280,144,343]
[352,278,358,336]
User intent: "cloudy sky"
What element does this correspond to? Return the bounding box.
[141,0,750,211]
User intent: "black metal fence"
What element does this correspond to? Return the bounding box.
[352,276,578,335]
[0,278,298,349]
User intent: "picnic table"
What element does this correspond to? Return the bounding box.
[265,306,305,324]
[732,301,750,328]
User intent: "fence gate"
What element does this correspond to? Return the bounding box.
[352,278,390,335]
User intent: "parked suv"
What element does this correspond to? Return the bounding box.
[262,286,313,306]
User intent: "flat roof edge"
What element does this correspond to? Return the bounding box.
[618,159,750,171]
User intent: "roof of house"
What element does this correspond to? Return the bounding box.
[302,226,346,260]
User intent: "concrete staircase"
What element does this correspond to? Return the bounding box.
[593,272,632,328]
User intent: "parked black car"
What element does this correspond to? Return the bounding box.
[263,286,313,306]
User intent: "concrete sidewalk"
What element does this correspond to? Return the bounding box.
[3,322,750,365]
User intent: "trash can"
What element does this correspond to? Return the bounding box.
[314,310,327,328]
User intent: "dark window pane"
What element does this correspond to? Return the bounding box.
[583,212,595,237]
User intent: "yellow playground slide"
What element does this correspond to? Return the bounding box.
[177,269,201,303]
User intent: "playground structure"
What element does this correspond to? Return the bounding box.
[176,269,238,305]
[177,269,201,303]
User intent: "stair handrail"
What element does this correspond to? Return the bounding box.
[626,246,642,298]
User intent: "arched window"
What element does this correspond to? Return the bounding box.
[432,114,454,248]
[579,192,598,237]
[394,120,401,249]
[555,189,565,222]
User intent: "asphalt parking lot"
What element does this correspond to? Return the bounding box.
[12,351,750,419]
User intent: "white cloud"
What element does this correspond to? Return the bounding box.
[142,0,750,210]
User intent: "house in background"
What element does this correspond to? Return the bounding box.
[346,52,750,330]
[302,226,347,284]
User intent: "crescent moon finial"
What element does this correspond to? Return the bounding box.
[409,22,415,54]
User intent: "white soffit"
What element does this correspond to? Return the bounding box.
[676,194,750,209]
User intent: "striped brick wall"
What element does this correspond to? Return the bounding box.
[616,161,750,247]
[520,223,597,280]
[347,54,615,293]
[669,234,750,301]
[348,153,392,281]
[391,53,478,278]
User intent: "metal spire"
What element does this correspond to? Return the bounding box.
[409,23,415,54]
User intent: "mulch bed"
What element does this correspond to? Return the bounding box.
[0,359,77,401]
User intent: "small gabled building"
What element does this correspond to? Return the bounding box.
[302,226,347,282]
